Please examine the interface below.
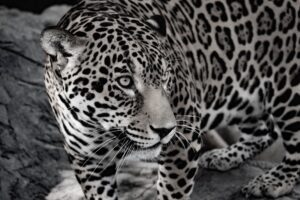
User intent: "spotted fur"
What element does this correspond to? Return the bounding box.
[41,0,300,199]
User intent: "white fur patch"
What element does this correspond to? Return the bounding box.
[46,170,84,200]
[46,162,157,200]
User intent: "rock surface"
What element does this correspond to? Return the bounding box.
[0,5,299,200]
[0,5,71,200]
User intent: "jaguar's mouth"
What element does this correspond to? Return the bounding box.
[133,141,161,150]
[123,130,159,148]
[111,130,163,160]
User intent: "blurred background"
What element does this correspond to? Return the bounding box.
[0,0,74,13]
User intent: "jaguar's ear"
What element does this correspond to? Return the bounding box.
[146,15,167,37]
[40,27,88,71]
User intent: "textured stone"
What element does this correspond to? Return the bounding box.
[0,105,9,125]
[0,86,10,104]
[0,6,69,200]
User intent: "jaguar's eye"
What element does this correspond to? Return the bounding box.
[116,76,134,89]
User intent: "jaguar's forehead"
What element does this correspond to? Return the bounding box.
[76,15,169,85]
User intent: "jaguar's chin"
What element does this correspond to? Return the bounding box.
[128,143,162,160]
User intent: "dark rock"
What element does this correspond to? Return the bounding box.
[0,6,70,200]
[0,105,9,125]
[0,86,10,104]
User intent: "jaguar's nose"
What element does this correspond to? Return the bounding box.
[150,125,176,139]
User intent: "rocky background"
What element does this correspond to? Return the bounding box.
[0,5,300,200]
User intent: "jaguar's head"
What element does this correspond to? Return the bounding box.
[41,15,184,158]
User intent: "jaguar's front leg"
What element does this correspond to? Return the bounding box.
[157,131,201,200]
[68,153,119,200]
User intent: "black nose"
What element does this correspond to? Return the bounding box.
[150,125,175,138]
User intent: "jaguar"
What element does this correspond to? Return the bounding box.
[41,0,300,199]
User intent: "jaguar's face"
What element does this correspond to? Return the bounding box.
[41,15,179,158]
[67,46,176,155]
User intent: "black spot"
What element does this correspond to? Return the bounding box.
[100,66,109,75]
[285,122,300,132]
[284,143,300,154]
[174,158,188,169]
[97,113,110,118]
[92,78,107,93]
[210,51,227,80]
[273,89,292,107]
[206,1,228,22]
[289,94,300,107]
[75,31,87,37]
[234,51,251,80]
[93,147,108,156]
[282,131,294,141]
[104,56,111,66]
[107,189,114,197]
[209,113,224,129]
[166,184,174,192]
[82,68,91,77]
[177,178,187,187]
[86,93,95,100]
[167,150,180,157]
[245,106,254,115]
[94,102,117,110]
[248,0,263,12]
[273,107,285,117]
[234,21,253,45]
[169,173,179,179]
[200,114,210,129]
[195,13,212,49]
[101,164,116,177]
[273,0,284,6]
[85,185,91,191]
[171,192,183,199]
[100,44,108,52]
[249,77,260,94]
[254,41,270,63]
[93,33,100,40]
[279,2,296,33]
[256,6,276,35]
[204,85,217,109]
[84,23,95,32]
[184,184,193,194]
[97,187,104,194]
[74,77,89,86]
[229,117,242,125]
[215,27,235,59]
[290,64,300,87]
[282,111,297,121]
[187,168,197,179]
[226,0,248,21]
[269,37,284,66]
[107,35,114,43]
[228,91,242,109]
[285,34,296,63]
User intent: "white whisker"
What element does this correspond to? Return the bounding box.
[174,133,187,150]
[81,136,117,167]
[86,138,126,181]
